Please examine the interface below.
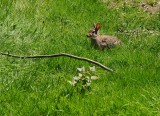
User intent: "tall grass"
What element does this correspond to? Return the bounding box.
[0,0,160,115]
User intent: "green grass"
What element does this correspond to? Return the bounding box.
[0,0,160,115]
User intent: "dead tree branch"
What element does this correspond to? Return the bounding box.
[0,52,113,72]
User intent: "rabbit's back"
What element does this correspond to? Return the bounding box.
[96,35,122,48]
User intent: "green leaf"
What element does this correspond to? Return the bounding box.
[86,82,91,86]
[68,80,77,86]
[73,76,79,81]
[78,73,83,77]
[91,76,99,80]
[68,81,73,85]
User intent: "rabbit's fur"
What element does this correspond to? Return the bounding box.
[86,23,122,50]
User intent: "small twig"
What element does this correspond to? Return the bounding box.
[0,52,113,72]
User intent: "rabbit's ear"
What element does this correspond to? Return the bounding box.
[93,23,96,28]
[96,23,101,30]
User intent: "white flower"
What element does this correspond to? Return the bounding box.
[89,66,96,72]
[77,66,85,72]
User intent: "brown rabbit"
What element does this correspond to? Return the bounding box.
[86,23,122,50]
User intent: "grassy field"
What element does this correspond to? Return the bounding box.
[0,0,160,115]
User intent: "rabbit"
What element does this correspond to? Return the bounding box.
[86,23,122,50]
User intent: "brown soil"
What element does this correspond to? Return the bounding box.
[140,2,160,14]
[100,0,160,14]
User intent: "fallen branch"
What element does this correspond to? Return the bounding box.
[0,52,113,72]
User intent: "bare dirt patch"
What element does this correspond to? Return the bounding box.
[140,2,160,14]
[100,0,160,14]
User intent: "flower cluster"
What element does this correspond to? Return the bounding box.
[68,66,99,91]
